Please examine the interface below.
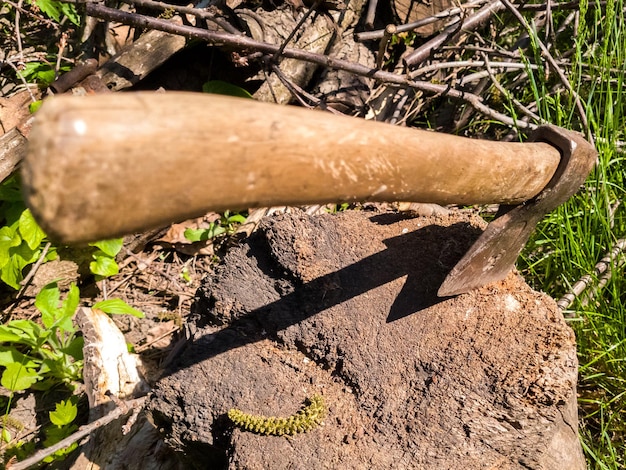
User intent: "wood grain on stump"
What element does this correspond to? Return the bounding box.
[148,209,584,469]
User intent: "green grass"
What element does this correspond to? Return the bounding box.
[517,0,626,466]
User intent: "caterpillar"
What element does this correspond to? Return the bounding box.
[228,394,325,436]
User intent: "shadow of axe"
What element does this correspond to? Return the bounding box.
[21,92,597,296]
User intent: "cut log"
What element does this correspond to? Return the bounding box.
[149,209,585,469]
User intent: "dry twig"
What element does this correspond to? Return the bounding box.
[356,0,488,41]
[557,239,626,313]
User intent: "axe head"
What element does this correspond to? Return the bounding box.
[438,125,597,297]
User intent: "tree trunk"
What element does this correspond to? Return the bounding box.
[148,209,585,470]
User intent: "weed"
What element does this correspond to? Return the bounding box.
[184,211,247,242]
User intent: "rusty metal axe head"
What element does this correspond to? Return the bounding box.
[438,125,598,297]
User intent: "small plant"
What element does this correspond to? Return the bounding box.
[19,61,71,88]
[326,203,351,214]
[29,0,80,26]
[1,282,83,465]
[0,177,53,290]
[0,282,83,392]
[88,238,124,279]
[2,398,80,465]
[184,211,247,242]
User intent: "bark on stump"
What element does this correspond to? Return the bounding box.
[149,209,585,469]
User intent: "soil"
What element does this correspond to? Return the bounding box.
[148,207,584,469]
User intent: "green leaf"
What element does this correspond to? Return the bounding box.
[1,363,41,391]
[62,336,84,361]
[32,0,61,21]
[58,284,80,331]
[0,325,22,342]
[49,399,77,426]
[4,319,42,343]
[45,245,58,262]
[226,213,247,224]
[1,260,23,290]
[59,1,80,25]
[35,282,61,329]
[183,228,210,242]
[89,254,119,277]
[18,209,46,250]
[2,241,40,289]
[1,427,11,443]
[89,238,123,257]
[29,100,43,114]
[0,226,22,270]
[184,224,225,242]
[202,80,253,99]
[0,348,39,369]
[93,299,145,318]
[0,180,23,201]
[0,226,21,247]
[19,61,56,86]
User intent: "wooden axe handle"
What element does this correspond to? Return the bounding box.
[23,92,560,243]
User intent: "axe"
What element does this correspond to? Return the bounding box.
[21,93,597,296]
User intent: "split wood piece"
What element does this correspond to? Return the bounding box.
[253,0,367,104]
[70,307,154,470]
[313,31,375,113]
[0,117,32,182]
[0,91,36,182]
[391,0,455,36]
[95,16,186,91]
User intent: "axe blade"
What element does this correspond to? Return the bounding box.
[438,125,597,297]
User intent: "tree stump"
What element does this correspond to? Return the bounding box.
[148,209,585,469]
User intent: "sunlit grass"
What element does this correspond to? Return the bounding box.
[517,0,626,467]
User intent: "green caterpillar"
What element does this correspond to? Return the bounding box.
[228,394,325,436]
